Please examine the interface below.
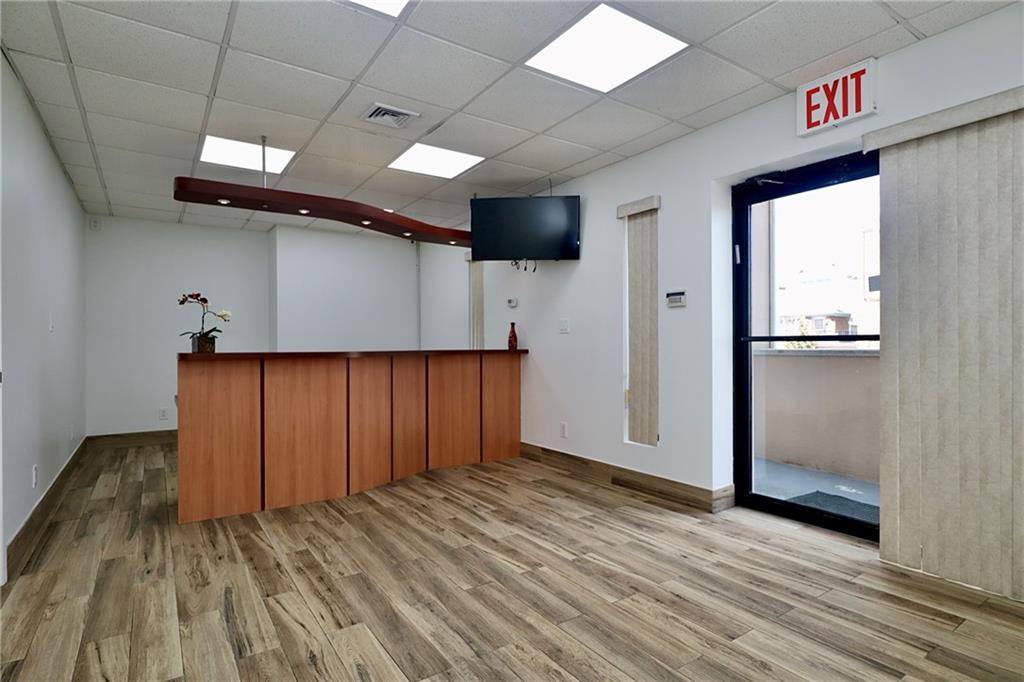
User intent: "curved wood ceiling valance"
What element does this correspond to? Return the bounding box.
[174,177,471,247]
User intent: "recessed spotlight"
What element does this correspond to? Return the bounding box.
[216,198,231,205]
[526,4,686,93]
[200,135,295,173]
[388,143,483,179]
[348,0,408,17]
[402,232,412,237]
[384,208,395,213]
[361,219,372,225]
[449,240,457,245]
[298,208,310,215]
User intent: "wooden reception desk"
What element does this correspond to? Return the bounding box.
[177,349,526,523]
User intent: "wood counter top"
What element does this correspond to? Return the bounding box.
[178,349,528,360]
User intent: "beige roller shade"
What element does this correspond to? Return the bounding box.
[626,207,659,446]
[879,105,1023,601]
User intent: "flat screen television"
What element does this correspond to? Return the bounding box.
[470,196,580,261]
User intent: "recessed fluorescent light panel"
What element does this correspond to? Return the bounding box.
[200,135,295,173]
[349,0,408,17]
[526,4,687,93]
[388,143,484,179]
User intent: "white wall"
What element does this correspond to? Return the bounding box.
[2,58,87,552]
[85,217,272,435]
[419,243,470,349]
[483,5,1024,491]
[273,227,420,351]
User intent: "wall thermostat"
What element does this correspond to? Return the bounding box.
[666,291,686,308]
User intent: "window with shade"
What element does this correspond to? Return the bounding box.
[621,198,659,446]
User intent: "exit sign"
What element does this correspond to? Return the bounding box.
[797,59,876,136]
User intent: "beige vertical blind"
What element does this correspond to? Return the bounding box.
[876,102,1023,601]
[623,199,660,447]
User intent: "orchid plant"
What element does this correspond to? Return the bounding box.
[178,292,231,341]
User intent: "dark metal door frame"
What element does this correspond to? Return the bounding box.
[732,150,881,541]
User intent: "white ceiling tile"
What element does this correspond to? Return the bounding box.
[9,53,77,108]
[205,99,319,151]
[74,184,109,203]
[59,3,218,94]
[406,0,587,62]
[361,28,509,108]
[183,213,250,229]
[497,135,599,173]
[1,1,63,59]
[613,122,692,156]
[287,154,379,187]
[306,124,410,166]
[66,163,102,188]
[231,1,393,79]
[87,112,199,160]
[75,68,207,131]
[275,177,356,200]
[425,181,503,204]
[774,25,917,91]
[242,221,278,232]
[96,146,192,177]
[106,188,183,212]
[82,201,110,214]
[704,1,896,78]
[100,167,178,195]
[679,82,786,129]
[547,99,668,150]
[112,205,181,223]
[613,48,763,120]
[329,85,453,141]
[249,209,314,227]
[457,159,546,191]
[402,198,468,220]
[559,151,624,178]
[360,168,447,195]
[193,163,269,188]
[400,213,466,228]
[308,218,363,234]
[345,188,418,211]
[422,114,533,158]
[464,68,599,132]
[216,50,351,120]
[53,138,96,166]
[36,102,88,142]
[884,2,950,20]
[623,1,772,43]
[74,1,231,42]
[516,174,571,196]
[909,1,1013,37]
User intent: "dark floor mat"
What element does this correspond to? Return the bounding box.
[787,490,879,524]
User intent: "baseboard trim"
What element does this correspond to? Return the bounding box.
[5,429,178,581]
[520,443,734,513]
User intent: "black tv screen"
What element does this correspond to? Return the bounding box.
[471,196,580,261]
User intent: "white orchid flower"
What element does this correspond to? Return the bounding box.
[217,310,232,321]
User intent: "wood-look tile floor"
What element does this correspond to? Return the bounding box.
[2,440,1022,682]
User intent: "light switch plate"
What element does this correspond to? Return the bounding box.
[559,318,570,334]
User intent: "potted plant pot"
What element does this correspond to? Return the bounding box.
[192,335,216,353]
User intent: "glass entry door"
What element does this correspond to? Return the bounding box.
[733,151,881,540]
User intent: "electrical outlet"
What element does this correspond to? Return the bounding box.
[560,421,569,439]
[158,408,169,421]
[32,465,38,489]
[48,312,55,333]
[559,318,570,334]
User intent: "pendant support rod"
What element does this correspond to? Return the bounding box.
[261,135,267,189]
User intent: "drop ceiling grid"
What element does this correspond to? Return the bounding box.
[0,0,1006,232]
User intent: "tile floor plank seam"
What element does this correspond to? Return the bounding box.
[0,439,1021,682]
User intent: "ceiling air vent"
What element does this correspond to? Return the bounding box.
[362,102,420,129]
